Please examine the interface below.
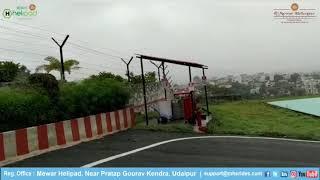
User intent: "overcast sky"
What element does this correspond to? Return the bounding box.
[1,0,320,83]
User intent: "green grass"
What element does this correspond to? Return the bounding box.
[208,100,320,140]
[134,112,194,134]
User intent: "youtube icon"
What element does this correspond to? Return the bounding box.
[306,170,318,178]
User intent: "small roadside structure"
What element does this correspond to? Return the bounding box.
[135,54,210,131]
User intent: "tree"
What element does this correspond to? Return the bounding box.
[265,76,270,81]
[274,74,284,82]
[0,61,29,82]
[12,64,31,85]
[230,82,250,95]
[311,73,320,79]
[89,72,125,82]
[28,73,59,99]
[207,84,231,96]
[292,88,306,96]
[267,87,279,96]
[290,73,301,83]
[130,72,157,84]
[259,83,267,96]
[35,56,80,79]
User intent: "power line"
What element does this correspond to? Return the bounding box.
[0,46,134,73]
[0,24,132,63]
[1,43,57,57]
[0,55,137,81]
[66,48,121,63]
[0,38,57,55]
[68,41,122,59]
[0,45,128,73]
[0,30,50,42]
[69,37,133,57]
[66,47,127,66]
[70,54,125,66]
[0,47,49,57]
[0,19,67,37]
[0,57,43,64]
[0,36,54,47]
[79,63,127,72]
[0,25,49,40]
[1,19,133,57]
[0,24,143,75]
[0,52,131,74]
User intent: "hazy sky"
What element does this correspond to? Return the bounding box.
[1,0,320,83]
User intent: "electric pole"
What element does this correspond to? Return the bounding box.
[121,56,133,82]
[52,35,69,81]
[150,61,162,82]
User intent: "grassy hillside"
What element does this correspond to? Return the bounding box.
[208,100,320,140]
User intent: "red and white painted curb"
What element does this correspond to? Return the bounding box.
[0,108,135,166]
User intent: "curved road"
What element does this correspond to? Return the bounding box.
[7,130,320,167]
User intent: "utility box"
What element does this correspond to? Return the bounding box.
[183,95,193,122]
[172,99,184,120]
[157,100,172,120]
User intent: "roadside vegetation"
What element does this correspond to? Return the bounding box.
[0,74,130,132]
[208,100,320,140]
[3,59,320,141]
[0,60,132,132]
[0,59,160,132]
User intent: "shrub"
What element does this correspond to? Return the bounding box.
[89,72,125,82]
[0,76,131,132]
[0,88,56,131]
[28,73,59,98]
[0,61,20,82]
[58,78,130,119]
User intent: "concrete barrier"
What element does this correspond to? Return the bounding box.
[0,107,135,166]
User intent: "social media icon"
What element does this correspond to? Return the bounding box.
[306,170,318,178]
[273,172,278,177]
[298,171,306,177]
[290,171,298,178]
[265,171,271,177]
[280,171,288,177]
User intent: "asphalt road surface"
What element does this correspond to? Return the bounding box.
[7,130,320,167]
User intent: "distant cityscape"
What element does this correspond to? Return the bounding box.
[192,72,320,98]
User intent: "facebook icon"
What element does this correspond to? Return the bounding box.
[265,171,272,177]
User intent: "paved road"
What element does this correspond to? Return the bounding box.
[7,130,320,167]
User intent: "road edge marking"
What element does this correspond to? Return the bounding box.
[81,135,320,167]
